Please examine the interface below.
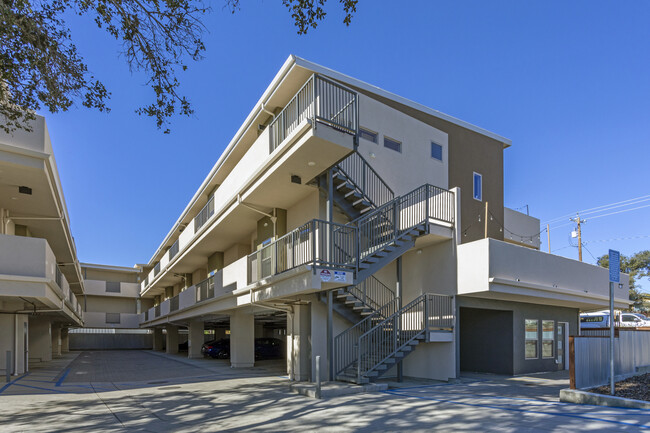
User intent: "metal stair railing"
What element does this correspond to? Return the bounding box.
[247,219,358,284]
[336,151,394,209]
[356,184,455,261]
[334,298,399,377]
[356,293,454,380]
[270,74,358,153]
[347,275,395,313]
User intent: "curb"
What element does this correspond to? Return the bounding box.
[560,388,650,410]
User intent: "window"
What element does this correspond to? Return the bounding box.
[106,281,121,293]
[431,142,443,161]
[473,172,482,201]
[525,319,538,359]
[384,137,402,153]
[542,320,554,358]
[359,127,378,143]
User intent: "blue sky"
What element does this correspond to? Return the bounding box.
[44,1,650,289]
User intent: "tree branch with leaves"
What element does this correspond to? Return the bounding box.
[1,0,358,134]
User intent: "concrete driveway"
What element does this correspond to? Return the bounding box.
[1,351,649,432]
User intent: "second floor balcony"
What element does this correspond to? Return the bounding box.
[140,74,361,297]
[0,233,84,324]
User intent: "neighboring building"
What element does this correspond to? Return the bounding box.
[69,263,153,350]
[0,117,84,375]
[137,56,630,382]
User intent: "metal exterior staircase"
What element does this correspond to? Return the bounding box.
[335,293,454,384]
[319,276,396,324]
[315,151,394,220]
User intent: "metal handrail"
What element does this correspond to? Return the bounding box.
[247,219,358,284]
[170,294,180,312]
[356,183,455,259]
[336,151,394,209]
[356,293,454,379]
[169,239,179,260]
[196,275,215,303]
[194,195,215,232]
[334,298,399,376]
[347,276,395,313]
[270,74,358,153]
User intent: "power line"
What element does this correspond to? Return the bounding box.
[542,194,650,225]
[584,234,650,244]
[585,203,650,221]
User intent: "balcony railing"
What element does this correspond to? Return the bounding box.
[247,184,455,285]
[170,294,179,312]
[196,275,215,303]
[153,262,161,277]
[270,74,358,153]
[194,196,215,232]
[247,220,357,284]
[169,240,179,261]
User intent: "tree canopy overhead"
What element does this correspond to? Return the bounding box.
[0,0,358,134]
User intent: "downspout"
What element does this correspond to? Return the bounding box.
[14,314,17,376]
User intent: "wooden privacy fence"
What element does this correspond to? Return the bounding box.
[570,330,650,389]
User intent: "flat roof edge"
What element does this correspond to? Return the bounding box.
[293,56,512,148]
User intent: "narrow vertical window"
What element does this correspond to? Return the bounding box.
[431,142,443,161]
[542,320,555,358]
[473,172,482,201]
[525,319,538,359]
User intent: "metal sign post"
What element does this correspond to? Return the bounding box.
[609,249,620,396]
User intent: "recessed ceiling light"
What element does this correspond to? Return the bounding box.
[307,161,316,167]
[11,197,17,200]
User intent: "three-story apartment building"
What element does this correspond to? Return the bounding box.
[0,117,85,376]
[137,56,630,383]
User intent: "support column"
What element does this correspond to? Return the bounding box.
[165,325,179,354]
[51,325,61,358]
[230,310,255,368]
[152,328,163,350]
[188,321,204,359]
[214,328,227,340]
[61,328,69,353]
[28,317,52,364]
[287,303,311,381]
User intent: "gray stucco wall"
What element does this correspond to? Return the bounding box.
[457,296,578,375]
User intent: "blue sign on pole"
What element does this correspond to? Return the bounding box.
[609,249,620,283]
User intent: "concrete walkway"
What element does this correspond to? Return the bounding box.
[2,351,650,431]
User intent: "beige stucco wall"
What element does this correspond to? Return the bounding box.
[356,94,449,196]
[503,207,541,249]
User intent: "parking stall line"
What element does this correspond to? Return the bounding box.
[382,390,650,430]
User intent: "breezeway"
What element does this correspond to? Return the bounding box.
[1,350,649,432]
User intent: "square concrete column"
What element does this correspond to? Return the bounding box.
[28,317,52,364]
[153,328,163,350]
[230,310,255,368]
[188,321,204,359]
[287,303,311,381]
[51,326,61,358]
[60,328,69,353]
[165,325,179,354]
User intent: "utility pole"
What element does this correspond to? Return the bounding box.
[570,213,586,262]
[547,224,551,253]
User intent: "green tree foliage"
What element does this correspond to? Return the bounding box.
[0,0,358,133]
[597,250,650,311]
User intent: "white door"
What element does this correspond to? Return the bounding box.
[557,322,569,370]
